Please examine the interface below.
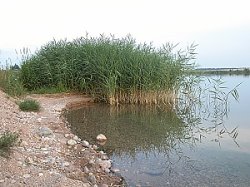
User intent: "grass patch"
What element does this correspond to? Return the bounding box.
[0,131,19,157]
[18,99,40,112]
[20,34,196,105]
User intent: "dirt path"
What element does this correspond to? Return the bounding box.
[0,91,124,187]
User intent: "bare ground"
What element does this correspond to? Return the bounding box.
[0,90,124,187]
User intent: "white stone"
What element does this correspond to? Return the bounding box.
[73,135,80,141]
[96,134,107,142]
[67,139,77,146]
[38,173,43,177]
[23,174,31,178]
[63,162,70,167]
[82,140,90,147]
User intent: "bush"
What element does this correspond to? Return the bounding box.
[0,131,19,157]
[18,99,40,112]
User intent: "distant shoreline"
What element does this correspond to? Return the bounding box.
[193,67,250,76]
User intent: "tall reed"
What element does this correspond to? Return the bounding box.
[20,34,196,104]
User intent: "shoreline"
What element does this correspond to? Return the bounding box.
[0,91,124,186]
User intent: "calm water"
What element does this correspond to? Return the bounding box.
[66,76,250,187]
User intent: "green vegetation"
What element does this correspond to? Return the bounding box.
[0,68,26,97]
[0,131,19,157]
[20,34,196,105]
[18,99,40,112]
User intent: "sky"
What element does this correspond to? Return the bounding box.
[0,0,250,68]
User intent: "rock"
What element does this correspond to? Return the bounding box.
[96,134,107,142]
[88,159,95,165]
[20,140,28,146]
[63,161,70,167]
[64,134,70,138]
[97,160,112,171]
[111,168,120,173]
[67,139,77,146]
[73,135,80,141]
[100,153,109,160]
[37,127,54,137]
[88,173,97,184]
[23,174,31,178]
[0,179,4,183]
[82,140,90,147]
[25,157,34,164]
[92,145,98,150]
[38,173,43,177]
[84,166,90,173]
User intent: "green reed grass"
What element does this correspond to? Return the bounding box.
[20,34,196,105]
[0,68,26,97]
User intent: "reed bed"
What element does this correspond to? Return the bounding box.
[20,34,196,105]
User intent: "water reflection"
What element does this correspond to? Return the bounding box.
[66,76,250,186]
[67,105,194,158]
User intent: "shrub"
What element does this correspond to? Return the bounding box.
[0,131,19,157]
[18,99,40,112]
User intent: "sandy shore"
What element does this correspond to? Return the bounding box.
[0,90,124,187]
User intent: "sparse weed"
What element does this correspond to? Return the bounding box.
[18,99,40,112]
[0,131,19,157]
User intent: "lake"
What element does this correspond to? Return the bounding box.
[66,75,250,187]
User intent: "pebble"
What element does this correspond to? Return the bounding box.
[96,134,107,142]
[38,173,43,177]
[97,160,112,171]
[82,140,90,147]
[63,162,70,167]
[0,179,4,183]
[84,166,90,173]
[25,157,34,164]
[67,139,77,146]
[111,168,120,173]
[64,134,70,138]
[73,135,80,141]
[88,173,97,184]
[92,145,98,150]
[23,174,31,178]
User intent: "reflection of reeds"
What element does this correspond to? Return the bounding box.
[20,34,196,105]
[105,90,176,105]
[66,104,187,158]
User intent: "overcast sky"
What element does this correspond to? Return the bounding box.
[1,0,250,68]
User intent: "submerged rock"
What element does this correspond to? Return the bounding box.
[96,134,107,142]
